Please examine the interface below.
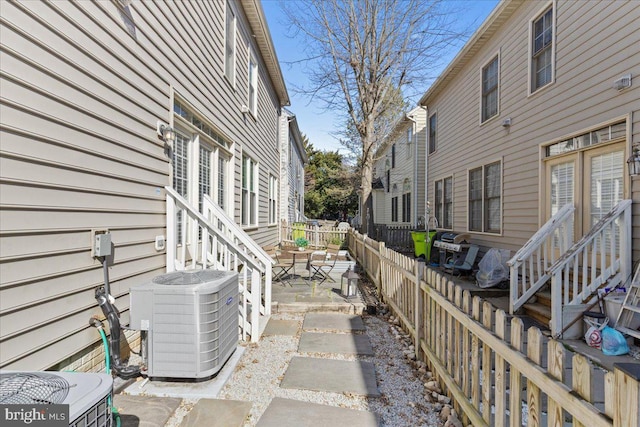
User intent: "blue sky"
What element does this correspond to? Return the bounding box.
[262,0,500,152]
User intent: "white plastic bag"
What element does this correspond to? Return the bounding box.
[475,248,510,288]
[583,317,607,349]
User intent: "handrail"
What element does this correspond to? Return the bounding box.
[202,194,273,267]
[508,203,574,314]
[547,199,632,337]
[507,203,575,266]
[165,186,267,272]
[547,199,631,274]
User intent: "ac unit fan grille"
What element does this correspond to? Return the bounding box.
[0,372,70,405]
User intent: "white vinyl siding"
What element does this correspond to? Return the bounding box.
[468,161,501,233]
[531,6,553,92]
[225,0,236,84]
[481,55,499,122]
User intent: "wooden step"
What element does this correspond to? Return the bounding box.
[522,302,551,327]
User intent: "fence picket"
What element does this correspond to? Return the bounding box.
[472,296,482,409]
[482,302,493,424]
[547,340,565,426]
[494,310,507,427]
[572,354,591,427]
[509,317,524,427]
[526,328,543,426]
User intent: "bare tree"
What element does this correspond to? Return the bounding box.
[283,0,463,233]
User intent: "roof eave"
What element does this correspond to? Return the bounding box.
[242,0,290,107]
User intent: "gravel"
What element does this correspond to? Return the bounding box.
[218,311,441,426]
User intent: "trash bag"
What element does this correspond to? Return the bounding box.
[583,317,606,349]
[475,248,510,288]
[600,326,629,356]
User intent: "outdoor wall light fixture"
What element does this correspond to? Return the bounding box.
[502,118,512,127]
[627,147,640,176]
[156,120,176,143]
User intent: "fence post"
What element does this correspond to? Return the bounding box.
[414,258,425,360]
[613,363,640,427]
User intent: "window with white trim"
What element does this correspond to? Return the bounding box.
[434,176,453,229]
[531,6,553,92]
[391,196,398,222]
[402,179,411,223]
[428,113,437,154]
[391,144,396,168]
[248,50,258,116]
[242,155,258,226]
[469,161,501,233]
[482,56,499,122]
[269,174,277,225]
[225,0,236,84]
[406,126,413,159]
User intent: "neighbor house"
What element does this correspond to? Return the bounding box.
[0,0,291,371]
[420,0,639,336]
[279,108,307,227]
[372,106,428,228]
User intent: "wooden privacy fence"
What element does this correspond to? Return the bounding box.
[371,223,414,253]
[281,222,348,248]
[347,230,640,427]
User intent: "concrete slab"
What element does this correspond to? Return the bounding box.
[262,319,300,336]
[124,347,245,399]
[256,397,378,427]
[180,399,252,427]
[113,394,182,427]
[280,357,379,396]
[303,312,366,331]
[298,332,374,355]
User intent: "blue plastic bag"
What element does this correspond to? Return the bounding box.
[600,326,629,356]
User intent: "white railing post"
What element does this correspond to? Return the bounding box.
[166,194,177,272]
[621,203,632,287]
[250,268,261,342]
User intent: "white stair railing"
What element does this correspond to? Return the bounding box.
[165,186,273,342]
[508,203,575,314]
[547,199,632,337]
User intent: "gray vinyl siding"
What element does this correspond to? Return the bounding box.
[1,0,283,369]
[424,0,640,255]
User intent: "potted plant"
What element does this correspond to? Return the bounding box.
[295,237,309,251]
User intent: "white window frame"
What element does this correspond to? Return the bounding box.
[224,0,236,86]
[434,176,453,230]
[242,155,258,227]
[467,160,502,234]
[528,2,555,95]
[406,126,413,159]
[428,113,437,154]
[248,49,258,117]
[480,53,500,123]
[268,174,277,225]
